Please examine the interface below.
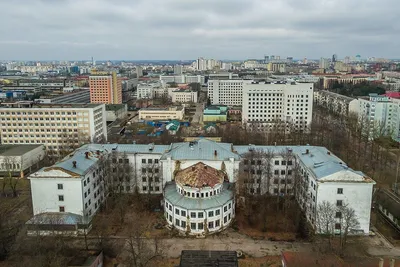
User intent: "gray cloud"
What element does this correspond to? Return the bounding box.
[0,0,398,60]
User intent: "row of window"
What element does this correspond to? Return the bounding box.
[166,202,232,218]
[177,187,221,198]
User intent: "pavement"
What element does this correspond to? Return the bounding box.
[191,103,204,124]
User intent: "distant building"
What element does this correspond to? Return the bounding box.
[319,58,330,69]
[36,89,90,104]
[159,75,205,85]
[105,104,128,122]
[207,79,254,106]
[203,105,228,122]
[314,89,354,116]
[89,72,122,104]
[138,106,185,120]
[173,64,183,75]
[375,188,400,232]
[0,144,45,178]
[0,102,107,149]
[332,54,338,63]
[242,82,314,132]
[171,89,198,103]
[349,94,400,141]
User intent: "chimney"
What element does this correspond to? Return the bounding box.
[379,258,384,267]
[96,150,100,155]
[85,152,89,159]
[192,166,195,171]
[72,161,77,168]
[204,165,207,170]
[306,149,309,154]
[327,151,331,155]
[214,150,217,156]
[390,259,395,267]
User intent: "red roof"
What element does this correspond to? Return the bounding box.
[383,91,400,99]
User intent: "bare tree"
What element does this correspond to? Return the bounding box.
[338,204,360,251]
[124,217,163,267]
[316,201,336,247]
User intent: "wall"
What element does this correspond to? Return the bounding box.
[30,177,83,216]
[316,182,373,234]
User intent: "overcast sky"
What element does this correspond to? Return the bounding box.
[0,0,398,60]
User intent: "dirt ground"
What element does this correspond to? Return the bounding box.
[149,256,282,267]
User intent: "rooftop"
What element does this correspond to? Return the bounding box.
[0,101,102,109]
[0,144,43,156]
[175,162,225,188]
[164,182,233,210]
[105,104,126,111]
[179,250,238,267]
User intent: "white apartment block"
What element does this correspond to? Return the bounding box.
[349,94,400,141]
[171,90,198,103]
[314,89,354,116]
[137,82,163,99]
[207,79,254,106]
[0,102,107,150]
[27,140,374,236]
[159,75,205,85]
[242,82,314,131]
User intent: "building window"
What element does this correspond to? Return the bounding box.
[335,223,341,230]
[336,200,343,206]
[198,223,204,230]
[142,186,147,191]
[190,212,196,218]
[175,219,180,226]
[215,219,220,227]
[181,210,186,217]
[208,211,214,217]
[224,206,227,212]
[208,221,214,229]
[59,206,65,212]
[335,212,342,218]
[181,221,186,228]
[191,223,196,230]
[215,209,220,216]
[274,160,279,165]
[175,209,180,215]
[142,159,146,163]
[288,160,293,165]
[58,195,64,201]
[337,188,343,194]
[224,216,227,223]
[198,212,204,218]
[57,184,63,190]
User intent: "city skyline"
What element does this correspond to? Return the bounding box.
[0,0,398,60]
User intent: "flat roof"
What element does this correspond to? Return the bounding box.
[0,144,42,156]
[0,102,102,109]
[105,104,126,110]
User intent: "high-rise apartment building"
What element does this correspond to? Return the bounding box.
[319,58,330,69]
[89,71,122,104]
[242,82,314,131]
[0,102,107,150]
[173,64,183,75]
[349,93,400,141]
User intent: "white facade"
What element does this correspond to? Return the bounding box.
[171,90,198,103]
[242,82,314,131]
[207,79,254,106]
[138,106,185,120]
[159,75,205,85]
[28,140,374,235]
[137,82,163,99]
[173,65,183,75]
[36,90,91,104]
[314,90,353,116]
[349,94,400,141]
[0,103,108,149]
[0,145,45,177]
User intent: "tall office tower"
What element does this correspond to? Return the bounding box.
[174,64,183,75]
[89,71,122,104]
[332,54,338,63]
[264,55,270,63]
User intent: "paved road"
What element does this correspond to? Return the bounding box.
[191,103,204,124]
